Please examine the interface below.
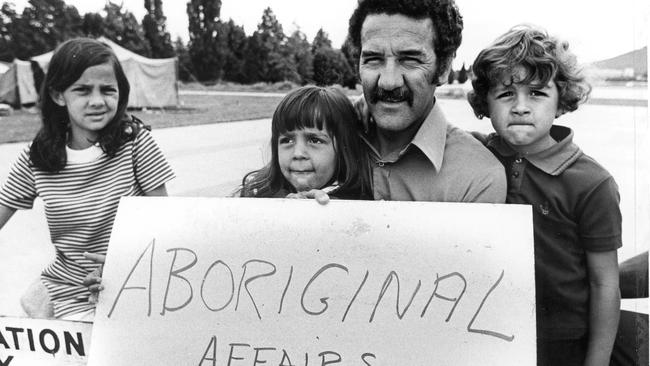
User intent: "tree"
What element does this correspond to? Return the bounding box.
[311,28,331,53]
[286,29,313,84]
[255,7,286,82]
[457,63,468,84]
[0,3,20,61]
[220,19,248,83]
[312,47,354,87]
[102,2,151,56]
[186,0,224,81]
[82,12,104,38]
[311,30,355,89]
[242,31,264,83]
[0,0,83,60]
[447,66,455,84]
[142,0,174,58]
[340,37,358,89]
[253,7,297,83]
[269,46,300,83]
[26,0,82,53]
[174,37,195,82]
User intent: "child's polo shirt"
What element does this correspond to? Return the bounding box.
[485,125,622,340]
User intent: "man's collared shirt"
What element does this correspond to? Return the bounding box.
[361,102,506,203]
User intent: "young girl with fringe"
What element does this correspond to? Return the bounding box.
[0,38,175,321]
[239,85,372,200]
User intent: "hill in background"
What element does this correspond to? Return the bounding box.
[587,47,648,81]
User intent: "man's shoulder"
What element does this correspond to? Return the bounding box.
[438,125,506,203]
[563,150,615,190]
[444,125,502,171]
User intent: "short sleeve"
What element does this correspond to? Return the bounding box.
[132,129,175,192]
[578,176,622,251]
[0,147,37,209]
[466,164,507,203]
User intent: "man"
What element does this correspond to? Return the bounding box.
[347,0,506,202]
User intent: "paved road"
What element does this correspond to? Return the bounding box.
[0,99,647,316]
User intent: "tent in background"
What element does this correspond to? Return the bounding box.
[0,59,38,107]
[31,37,179,108]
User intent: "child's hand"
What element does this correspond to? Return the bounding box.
[83,252,106,304]
[286,189,330,205]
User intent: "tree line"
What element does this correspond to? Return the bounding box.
[0,0,472,87]
[184,0,357,87]
[0,0,358,87]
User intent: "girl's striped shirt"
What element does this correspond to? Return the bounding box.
[0,129,175,318]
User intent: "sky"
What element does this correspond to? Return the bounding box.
[13,0,650,68]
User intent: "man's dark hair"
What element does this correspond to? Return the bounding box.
[347,0,463,79]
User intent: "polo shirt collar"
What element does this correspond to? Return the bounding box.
[487,125,582,176]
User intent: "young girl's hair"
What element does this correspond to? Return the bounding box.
[30,37,132,172]
[467,24,591,119]
[240,85,372,199]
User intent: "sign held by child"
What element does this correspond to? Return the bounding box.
[88,197,536,365]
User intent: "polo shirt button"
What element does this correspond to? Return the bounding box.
[512,171,520,178]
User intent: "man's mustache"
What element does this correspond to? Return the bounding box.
[369,87,414,106]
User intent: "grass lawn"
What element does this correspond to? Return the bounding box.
[0,94,285,144]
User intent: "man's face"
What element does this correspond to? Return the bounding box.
[359,14,442,133]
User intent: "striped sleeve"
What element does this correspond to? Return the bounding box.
[132,129,175,192]
[0,147,37,209]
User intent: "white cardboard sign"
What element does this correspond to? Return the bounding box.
[0,316,92,366]
[88,197,536,365]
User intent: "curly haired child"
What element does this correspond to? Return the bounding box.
[468,25,621,366]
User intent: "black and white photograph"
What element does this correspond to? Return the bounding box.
[0,0,647,365]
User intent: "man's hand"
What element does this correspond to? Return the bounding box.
[83,252,106,304]
[286,189,330,205]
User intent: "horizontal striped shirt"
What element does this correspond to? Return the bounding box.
[0,129,175,318]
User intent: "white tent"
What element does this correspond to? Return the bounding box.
[32,37,179,108]
[0,59,38,107]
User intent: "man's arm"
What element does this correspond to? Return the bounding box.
[584,249,620,366]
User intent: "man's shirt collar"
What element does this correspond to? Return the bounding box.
[362,100,447,172]
[410,102,446,172]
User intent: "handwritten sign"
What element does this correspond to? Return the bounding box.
[0,316,91,366]
[88,197,536,365]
